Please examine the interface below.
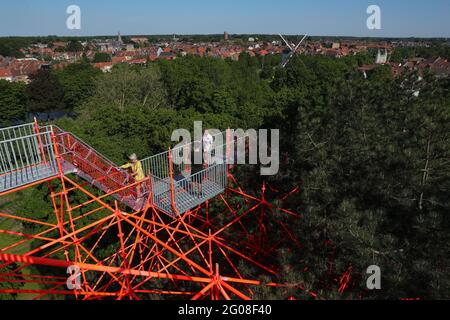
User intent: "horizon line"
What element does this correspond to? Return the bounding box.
[0,33,449,40]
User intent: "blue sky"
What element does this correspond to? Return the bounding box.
[1,0,449,37]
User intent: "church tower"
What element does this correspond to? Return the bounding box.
[375,49,388,64]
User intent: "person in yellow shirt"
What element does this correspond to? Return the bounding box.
[120,153,146,199]
[121,153,145,182]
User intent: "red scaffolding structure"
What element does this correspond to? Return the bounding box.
[0,121,309,300]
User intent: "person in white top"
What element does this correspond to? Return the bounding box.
[202,130,213,166]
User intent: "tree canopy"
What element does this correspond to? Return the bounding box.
[0,80,27,126]
[1,50,449,299]
[25,69,65,113]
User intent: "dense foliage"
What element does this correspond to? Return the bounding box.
[92,52,112,63]
[391,44,450,62]
[1,50,449,299]
[264,56,450,299]
[0,80,26,126]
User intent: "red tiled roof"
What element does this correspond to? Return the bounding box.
[127,58,147,64]
[112,56,128,63]
[92,62,114,69]
[358,65,377,72]
[0,68,12,78]
[9,59,44,77]
[53,42,67,48]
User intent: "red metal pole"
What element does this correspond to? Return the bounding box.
[33,117,47,166]
[50,127,64,177]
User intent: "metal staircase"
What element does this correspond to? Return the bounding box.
[0,121,231,217]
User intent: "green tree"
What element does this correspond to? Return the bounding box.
[55,62,101,109]
[66,40,83,52]
[0,37,31,58]
[265,56,450,299]
[3,47,449,300]
[92,52,112,63]
[80,63,167,112]
[25,69,65,113]
[0,80,27,126]
[0,264,23,300]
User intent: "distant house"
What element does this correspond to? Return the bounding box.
[331,42,340,49]
[159,52,176,61]
[399,57,450,78]
[324,49,341,58]
[52,41,67,49]
[92,62,114,72]
[0,68,13,81]
[340,46,350,56]
[112,56,128,64]
[429,57,450,78]
[357,64,378,79]
[148,54,159,61]
[197,47,206,57]
[8,58,46,83]
[127,58,147,65]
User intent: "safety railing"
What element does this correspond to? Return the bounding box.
[150,175,172,214]
[140,129,255,215]
[1,121,252,215]
[173,162,228,214]
[0,123,58,192]
[51,126,137,201]
[141,130,229,180]
[0,123,48,143]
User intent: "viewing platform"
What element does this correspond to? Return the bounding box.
[0,121,233,217]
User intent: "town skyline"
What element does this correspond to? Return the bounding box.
[2,32,449,84]
[1,0,450,38]
[1,33,449,40]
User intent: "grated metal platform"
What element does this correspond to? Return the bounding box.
[1,122,230,216]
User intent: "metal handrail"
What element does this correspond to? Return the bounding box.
[51,131,135,193]
[0,122,235,215]
[0,132,48,145]
[50,125,119,168]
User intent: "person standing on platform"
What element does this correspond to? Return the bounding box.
[202,130,213,166]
